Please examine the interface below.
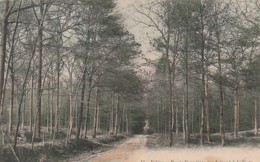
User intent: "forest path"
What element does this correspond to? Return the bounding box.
[89,135,147,162]
[69,135,260,162]
[67,135,147,162]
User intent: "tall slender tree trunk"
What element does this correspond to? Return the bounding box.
[219,82,225,146]
[185,82,189,145]
[22,93,26,129]
[157,104,160,133]
[182,94,185,143]
[36,2,44,139]
[184,29,190,145]
[122,101,126,133]
[254,92,258,135]
[237,99,240,131]
[216,29,225,146]
[200,46,206,146]
[110,92,114,133]
[191,105,194,134]
[55,52,60,132]
[8,12,21,131]
[50,74,54,135]
[233,87,239,139]
[76,68,87,140]
[0,0,10,120]
[93,88,99,138]
[9,55,14,134]
[67,69,74,141]
[126,107,129,134]
[52,66,61,145]
[198,3,207,146]
[205,75,211,143]
[114,93,119,135]
[30,74,34,132]
[47,80,50,132]
[84,77,92,138]
[176,105,179,135]
[166,37,174,146]
[164,101,167,136]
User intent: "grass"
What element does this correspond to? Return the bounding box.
[146,133,260,148]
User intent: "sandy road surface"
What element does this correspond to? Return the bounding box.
[88,135,147,162]
[69,135,260,162]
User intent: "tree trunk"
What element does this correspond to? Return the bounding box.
[219,84,225,146]
[110,92,114,133]
[50,75,54,135]
[199,4,206,146]
[114,93,119,135]
[182,94,185,143]
[83,78,92,138]
[164,17,174,146]
[164,101,167,136]
[168,73,174,146]
[55,53,60,133]
[159,105,161,134]
[8,11,20,131]
[200,49,206,146]
[47,80,50,132]
[184,30,190,145]
[237,99,240,132]
[93,88,99,138]
[122,101,126,133]
[191,104,194,135]
[205,75,211,143]
[9,55,14,134]
[126,107,129,134]
[174,103,178,136]
[67,69,74,141]
[216,29,225,146]
[30,69,34,132]
[233,87,239,139]
[36,2,44,139]
[254,92,258,135]
[22,93,26,129]
[76,68,87,140]
[52,67,61,145]
[0,0,10,119]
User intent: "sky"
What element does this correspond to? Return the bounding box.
[116,0,159,75]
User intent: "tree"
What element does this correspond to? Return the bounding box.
[0,0,16,121]
[244,55,260,135]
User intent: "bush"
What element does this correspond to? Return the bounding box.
[97,135,126,144]
[24,132,42,143]
[241,132,255,137]
[55,131,67,139]
[24,132,33,142]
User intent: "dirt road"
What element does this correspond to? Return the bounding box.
[89,135,147,162]
[69,135,260,162]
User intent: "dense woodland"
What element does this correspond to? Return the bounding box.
[0,0,259,155]
[142,0,260,146]
[0,0,145,150]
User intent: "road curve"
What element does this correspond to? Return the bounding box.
[89,135,147,162]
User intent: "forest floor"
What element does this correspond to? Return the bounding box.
[145,132,260,162]
[0,128,128,162]
[1,131,260,162]
[147,131,260,148]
